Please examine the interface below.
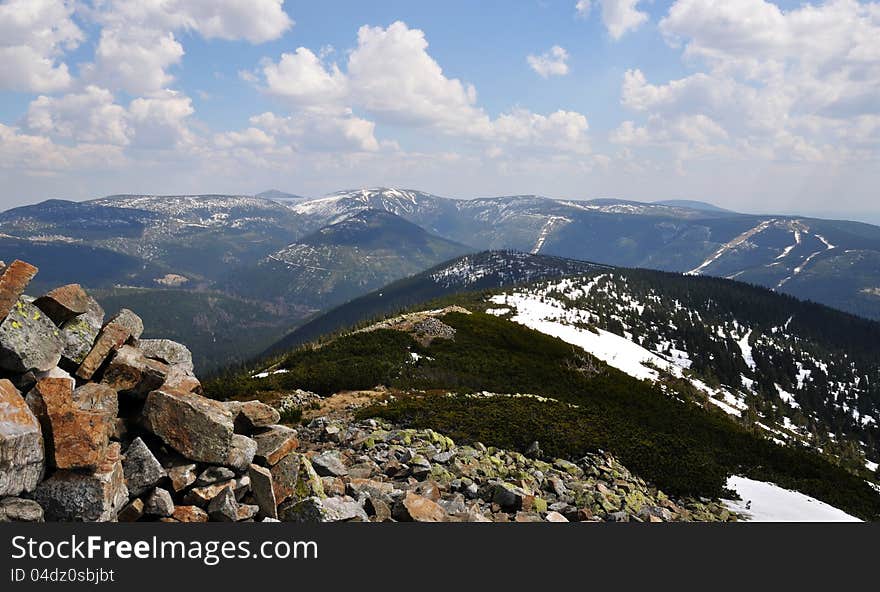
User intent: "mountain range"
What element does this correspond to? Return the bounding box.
[2,188,879,370]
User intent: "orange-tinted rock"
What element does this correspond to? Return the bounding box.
[76,309,143,380]
[0,379,44,496]
[393,491,449,522]
[33,284,90,325]
[253,425,299,466]
[102,345,168,397]
[37,378,113,469]
[172,505,208,523]
[142,389,234,464]
[0,261,38,322]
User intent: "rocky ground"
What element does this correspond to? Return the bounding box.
[0,258,735,523]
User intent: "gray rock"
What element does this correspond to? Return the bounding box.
[279,496,368,523]
[311,451,348,477]
[409,454,432,479]
[248,463,278,520]
[0,379,44,496]
[0,497,44,522]
[144,487,175,517]
[225,434,257,471]
[207,488,238,522]
[122,438,166,497]
[0,299,64,373]
[197,466,235,486]
[34,444,128,522]
[229,400,281,433]
[142,389,234,464]
[493,483,527,510]
[102,345,169,397]
[137,339,194,373]
[58,295,104,367]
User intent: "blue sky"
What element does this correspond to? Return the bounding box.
[0,1,878,223]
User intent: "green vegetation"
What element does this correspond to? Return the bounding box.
[207,309,880,519]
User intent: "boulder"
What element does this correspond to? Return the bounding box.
[0,299,64,373]
[102,345,169,397]
[225,434,257,471]
[545,511,569,522]
[36,377,113,469]
[76,309,143,380]
[252,425,299,465]
[493,483,528,510]
[196,466,235,486]
[162,366,202,394]
[0,379,44,496]
[72,383,118,417]
[142,389,234,464]
[0,497,44,522]
[34,442,128,522]
[58,296,104,367]
[230,400,281,433]
[137,339,194,373]
[33,284,90,325]
[122,438,166,496]
[279,496,368,523]
[393,492,449,522]
[248,464,277,520]
[183,480,235,507]
[172,505,208,523]
[144,487,175,517]
[0,260,38,322]
[207,488,238,522]
[311,450,349,477]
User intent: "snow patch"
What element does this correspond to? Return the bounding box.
[722,476,860,522]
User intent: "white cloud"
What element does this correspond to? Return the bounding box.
[249,110,380,152]
[576,0,649,39]
[0,123,125,172]
[527,46,570,78]
[25,85,130,145]
[127,90,195,149]
[0,0,83,92]
[83,28,184,95]
[262,47,348,107]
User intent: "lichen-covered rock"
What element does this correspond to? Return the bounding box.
[279,496,368,523]
[138,339,194,373]
[0,299,64,373]
[0,260,38,322]
[34,442,128,522]
[0,379,44,496]
[311,450,348,477]
[33,284,90,325]
[76,308,143,380]
[122,437,166,496]
[0,497,44,522]
[142,388,234,464]
[102,345,169,397]
[58,296,104,367]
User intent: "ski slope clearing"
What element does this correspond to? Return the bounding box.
[722,476,860,522]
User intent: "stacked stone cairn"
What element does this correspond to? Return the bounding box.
[0,260,308,522]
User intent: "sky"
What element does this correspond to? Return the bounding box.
[0,0,878,223]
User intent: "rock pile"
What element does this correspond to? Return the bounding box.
[0,260,303,522]
[284,416,736,522]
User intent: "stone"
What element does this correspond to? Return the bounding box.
[493,483,527,510]
[172,505,208,523]
[207,487,238,522]
[514,511,543,522]
[102,345,169,397]
[34,443,128,522]
[545,511,569,522]
[0,261,38,321]
[409,454,431,479]
[231,400,281,433]
[0,497,44,522]
[196,466,235,486]
[118,499,144,522]
[279,496,368,523]
[311,450,348,477]
[76,309,143,380]
[33,284,90,325]
[183,480,235,507]
[365,497,392,521]
[236,504,259,521]
[225,434,257,471]
[142,389,234,464]
[59,296,104,367]
[162,366,202,394]
[393,492,448,522]
[138,339,194,373]
[122,438,166,496]
[248,463,278,520]
[167,462,197,492]
[253,425,298,466]
[73,383,118,416]
[0,379,44,496]
[526,440,542,458]
[144,487,175,517]
[0,299,64,373]
[36,377,113,469]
